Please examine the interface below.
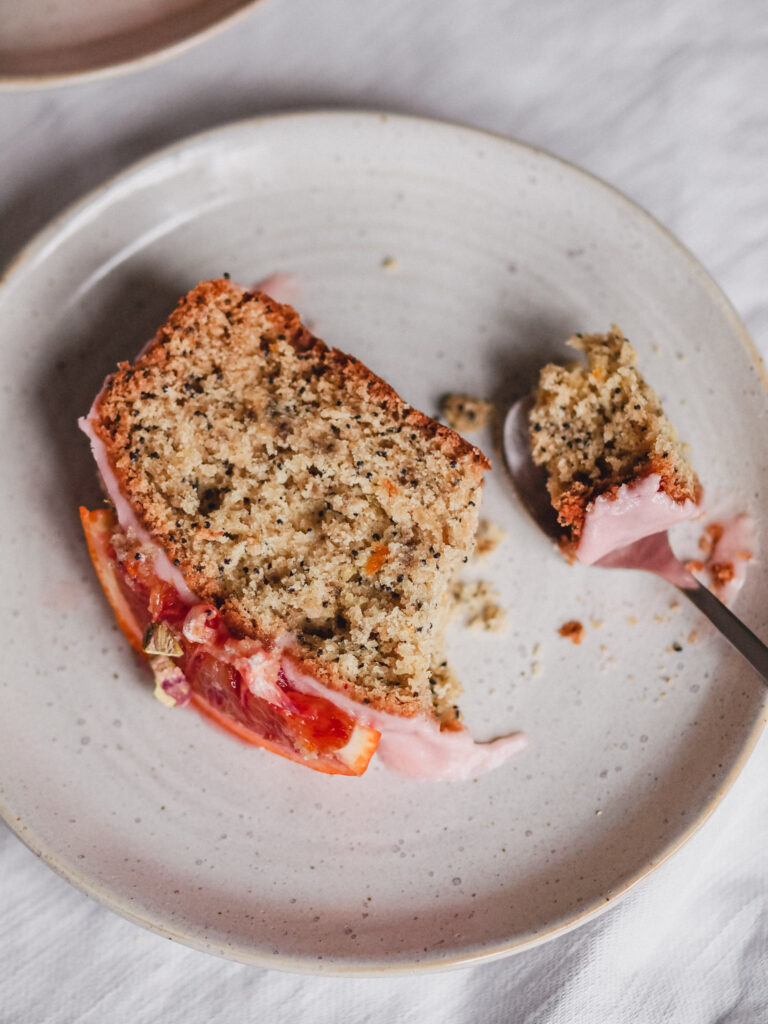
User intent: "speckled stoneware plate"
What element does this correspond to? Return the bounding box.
[1,112,767,975]
[0,0,259,87]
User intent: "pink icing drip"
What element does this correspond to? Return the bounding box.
[78,405,199,605]
[577,474,698,566]
[373,722,528,781]
[174,616,526,781]
[280,658,527,781]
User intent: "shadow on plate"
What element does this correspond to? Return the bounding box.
[34,269,189,551]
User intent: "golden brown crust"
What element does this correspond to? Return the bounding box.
[95,280,488,476]
[553,463,703,547]
[90,279,487,718]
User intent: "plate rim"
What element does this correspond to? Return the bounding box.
[2,108,767,976]
[0,0,261,90]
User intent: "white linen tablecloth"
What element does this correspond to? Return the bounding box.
[2,1,767,1020]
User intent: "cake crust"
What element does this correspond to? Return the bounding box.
[90,279,489,719]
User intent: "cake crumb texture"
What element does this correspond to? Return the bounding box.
[92,280,490,720]
[529,327,699,540]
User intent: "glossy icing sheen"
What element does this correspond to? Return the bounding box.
[79,402,525,780]
[577,474,698,566]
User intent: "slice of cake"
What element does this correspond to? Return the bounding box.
[79,279,526,779]
[529,326,701,563]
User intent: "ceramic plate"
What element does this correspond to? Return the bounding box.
[0,0,258,86]
[1,112,767,975]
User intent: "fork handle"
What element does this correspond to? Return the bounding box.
[680,581,768,684]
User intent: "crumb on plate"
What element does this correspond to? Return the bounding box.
[451,579,509,634]
[474,519,507,561]
[441,394,493,433]
[558,620,585,644]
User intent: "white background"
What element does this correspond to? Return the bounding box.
[2,1,768,1020]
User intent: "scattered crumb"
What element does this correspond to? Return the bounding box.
[625,615,638,626]
[688,517,753,602]
[558,620,585,645]
[669,600,680,614]
[688,629,698,644]
[468,602,509,634]
[451,580,509,634]
[710,562,735,588]
[699,524,722,556]
[531,661,542,678]
[474,519,507,561]
[451,580,493,617]
[595,809,603,817]
[598,643,617,670]
[590,618,604,630]
[381,256,398,271]
[532,642,541,658]
[441,394,493,433]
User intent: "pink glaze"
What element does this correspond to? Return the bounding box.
[178,606,526,781]
[78,407,199,605]
[577,474,698,566]
[368,720,527,781]
[594,530,698,589]
[253,272,301,306]
[281,656,527,781]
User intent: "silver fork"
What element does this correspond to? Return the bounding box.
[502,396,768,683]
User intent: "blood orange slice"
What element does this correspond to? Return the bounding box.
[79,506,380,775]
[79,507,144,653]
[189,691,380,777]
